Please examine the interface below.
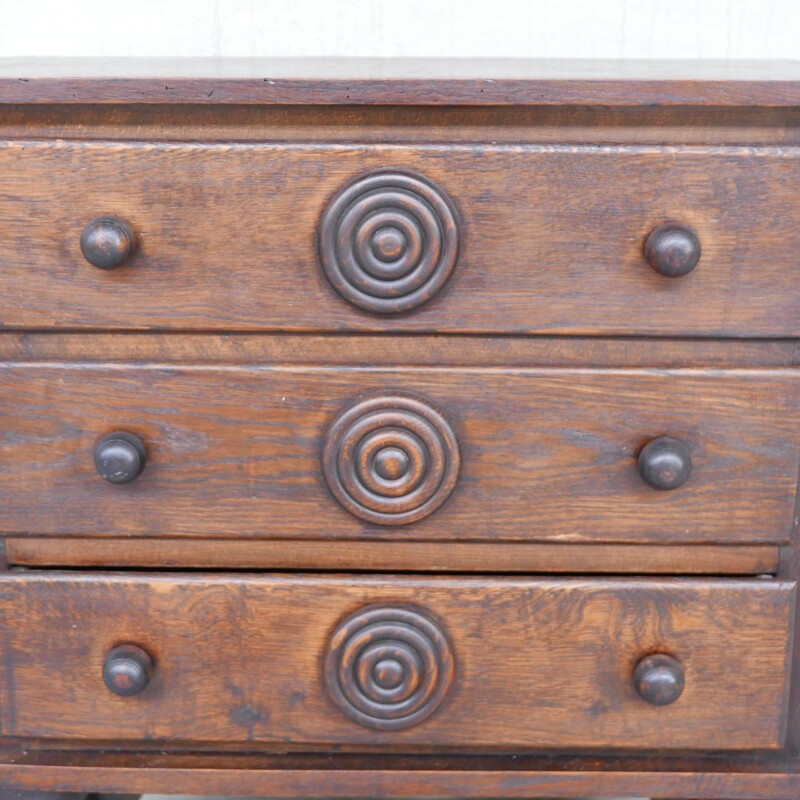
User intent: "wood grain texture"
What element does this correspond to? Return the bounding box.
[1,333,798,368]
[0,572,792,749]
[1,58,800,105]
[2,752,800,800]
[3,538,779,575]
[1,142,800,335]
[0,365,797,544]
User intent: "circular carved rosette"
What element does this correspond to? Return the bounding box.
[317,170,460,313]
[324,604,455,731]
[322,391,460,526]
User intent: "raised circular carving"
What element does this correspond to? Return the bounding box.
[322,391,460,526]
[324,604,455,730]
[317,170,460,313]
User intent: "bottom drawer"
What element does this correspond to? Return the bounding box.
[0,573,793,750]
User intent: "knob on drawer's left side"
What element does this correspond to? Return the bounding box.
[81,215,137,269]
[94,431,148,484]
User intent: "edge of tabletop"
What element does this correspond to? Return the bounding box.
[2,58,800,105]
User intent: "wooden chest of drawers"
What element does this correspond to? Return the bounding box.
[2,58,800,800]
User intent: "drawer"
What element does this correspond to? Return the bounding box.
[1,365,799,544]
[0,572,793,750]
[1,141,800,336]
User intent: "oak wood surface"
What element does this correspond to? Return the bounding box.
[0,572,792,749]
[1,366,797,544]
[3,106,800,148]
[2,142,800,335]
[2,78,800,798]
[2,58,800,106]
[4,538,779,575]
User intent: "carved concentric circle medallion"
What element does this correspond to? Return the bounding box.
[322,391,460,526]
[324,604,455,730]
[317,171,460,313]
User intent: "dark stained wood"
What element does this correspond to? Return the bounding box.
[3,538,780,575]
[781,542,800,759]
[1,332,798,368]
[3,752,800,800]
[2,58,800,106]
[0,366,797,544]
[1,70,800,798]
[0,572,792,749]
[1,143,800,335]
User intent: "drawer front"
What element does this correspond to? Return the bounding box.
[1,141,799,335]
[0,573,792,750]
[1,366,798,544]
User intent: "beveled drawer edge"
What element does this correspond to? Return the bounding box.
[1,332,799,368]
[4,537,779,575]
[1,751,800,799]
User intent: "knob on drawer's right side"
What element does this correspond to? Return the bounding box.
[638,437,692,491]
[634,654,685,706]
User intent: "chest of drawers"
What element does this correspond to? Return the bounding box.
[1,58,800,800]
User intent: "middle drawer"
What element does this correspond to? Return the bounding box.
[1,365,798,544]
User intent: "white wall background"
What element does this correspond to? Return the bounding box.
[0,0,798,60]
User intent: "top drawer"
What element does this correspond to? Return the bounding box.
[0,141,799,335]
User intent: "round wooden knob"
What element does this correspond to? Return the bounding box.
[645,223,701,277]
[103,644,154,697]
[94,431,147,484]
[634,654,685,706]
[81,216,136,269]
[638,436,692,490]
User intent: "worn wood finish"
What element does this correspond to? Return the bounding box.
[3,752,800,800]
[3,538,779,575]
[0,572,792,749]
[2,143,800,335]
[2,58,800,106]
[0,366,797,544]
[3,105,800,147]
[2,65,800,798]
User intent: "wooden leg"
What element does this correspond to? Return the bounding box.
[88,795,140,800]
[0,793,89,800]
[0,794,138,800]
